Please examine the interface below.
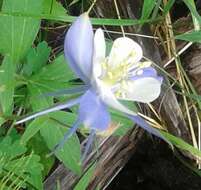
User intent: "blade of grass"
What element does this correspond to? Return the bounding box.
[162,0,175,16]
[141,0,156,20]
[0,11,161,26]
[183,0,201,29]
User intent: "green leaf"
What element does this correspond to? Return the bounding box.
[28,83,54,111]
[183,0,201,24]
[0,136,43,190]
[175,30,201,42]
[21,111,77,144]
[74,163,96,190]
[6,154,43,190]
[0,0,43,62]
[29,54,75,93]
[141,0,156,20]
[26,54,75,111]
[40,112,81,174]
[161,131,201,157]
[0,56,15,115]
[111,101,137,136]
[0,136,26,159]
[43,0,67,15]
[28,134,55,177]
[110,109,133,136]
[0,117,5,126]
[21,117,47,144]
[151,0,162,19]
[21,111,77,176]
[23,41,51,76]
[48,111,77,127]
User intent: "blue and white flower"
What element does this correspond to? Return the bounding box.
[16,13,166,157]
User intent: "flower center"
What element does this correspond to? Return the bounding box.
[98,58,152,99]
[101,61,129,85]
[100,58,151,85]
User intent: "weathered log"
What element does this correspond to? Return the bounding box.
[44,128,144,189]
[184,44,201,94]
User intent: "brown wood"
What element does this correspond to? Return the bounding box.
[184,44,201,94]
[44,128,144,189]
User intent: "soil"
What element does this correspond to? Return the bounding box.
[107,135,201,190]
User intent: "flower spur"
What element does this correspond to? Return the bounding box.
[16,13,168,159]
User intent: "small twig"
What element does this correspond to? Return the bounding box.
[101,29,159,39]
[163,42,193,68]
[137,112,164,130]
[148,103,161,122]
[194,105,201,169]
[87,0,98,14]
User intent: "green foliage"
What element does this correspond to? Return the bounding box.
[161,131,201,158]
[183,0,201,24]
[23,41,51,77]
[19,42,75,111]
[175,31,201,42]
[111,109,133,136]
[74,163,96,190]
[141,0,157,20]
[28,54,75,94]
[110,101,137,136]
[0,0,82,186]
[28,135,55,177]
[0,8,153,26]
[0,0,42,62]
[39,112,81,174]
[21,111,81,174]
[21,117,47,144]
[0,56,15,116]
[0,135,43,190]
[26,54,75,110]
[43,0,67,15]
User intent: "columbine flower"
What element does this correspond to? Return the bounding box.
[16,13,167,158]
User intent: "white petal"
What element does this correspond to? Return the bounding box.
[108,37,143,67]
[92,28,106,78]
[93,28,106,61]
[120,77,162,103]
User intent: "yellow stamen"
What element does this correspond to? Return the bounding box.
[108,72,113,79]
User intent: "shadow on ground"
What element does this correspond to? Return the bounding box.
[107,135,201,190]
